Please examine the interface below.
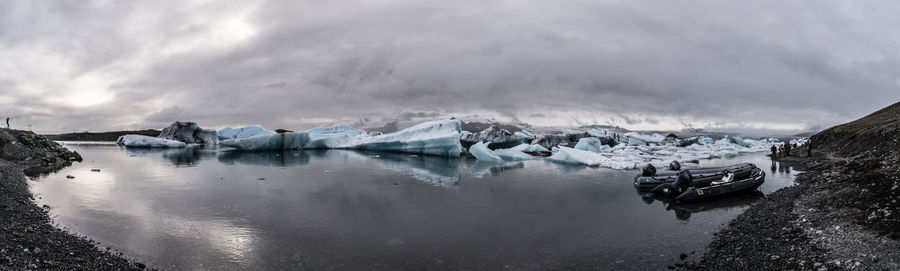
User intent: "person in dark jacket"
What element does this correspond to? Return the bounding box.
[807,140,813,157]
[771,144,777,159]
[784,142,791,156]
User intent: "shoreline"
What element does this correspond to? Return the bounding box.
[0,129,148,270]
[683,154,900,270]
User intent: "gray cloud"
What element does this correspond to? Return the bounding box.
[1,0,899,134]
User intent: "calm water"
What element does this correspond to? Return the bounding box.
[30,143,799,270]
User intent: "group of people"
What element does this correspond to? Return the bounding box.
[770,140,813,159]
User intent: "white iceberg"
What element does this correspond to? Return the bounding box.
[514,130,536,143]
[471,141,537,162]
[623,132,665,146]
[220,132,310,151]
[217,125,276,140]
[305,125,369,149]
[493,149,539,161]
[469,141,503,162]
[510,143,550,153]
[547,147,643,169]
[350,119,464,157]
[573,137,612,153]
[116,134,186,148]
[587,129,615,138]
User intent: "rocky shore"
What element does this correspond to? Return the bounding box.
[0,128,149,270]
[683,102,900,270]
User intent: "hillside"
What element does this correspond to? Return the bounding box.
[811,101,900,158]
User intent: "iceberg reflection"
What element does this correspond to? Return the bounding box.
[121,146,214,167]
[217,150,311,167]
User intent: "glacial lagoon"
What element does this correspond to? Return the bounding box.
[29,143,799,270]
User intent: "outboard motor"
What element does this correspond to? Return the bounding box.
[669,160,681,171]
[641,164,657,177]
[665,169,693,197]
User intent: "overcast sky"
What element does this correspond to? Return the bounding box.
[2,0,898,134]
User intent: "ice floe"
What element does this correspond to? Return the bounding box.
[219,132,310,151]
[116,135,187,148]
[217,125,276,140]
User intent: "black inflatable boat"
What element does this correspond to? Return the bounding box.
[633,163,757,191]
[673,168,765,201]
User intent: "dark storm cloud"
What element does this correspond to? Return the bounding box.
[2,0,899,133]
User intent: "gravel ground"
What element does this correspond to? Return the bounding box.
[0,128,150,270]
[682,154,900,271]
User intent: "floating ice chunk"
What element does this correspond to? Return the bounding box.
[510,143,550,153]
[573,137,611,153]
[547,147,640,169]
[116,135,186,148]
[587,129,615,137]
[623,132,665,146]
[368,131,383,137]
[514,130,536,143]
[217,125,276,140]
[305,125,369,149]
[220,132,310,151]
[352,119,463,157]
[493,149,539,161]
[469,141,504,162]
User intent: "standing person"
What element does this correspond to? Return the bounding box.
[784,142,791,156]
[5,117,8,129]
[771,144,777,159]
[807,140,813,157]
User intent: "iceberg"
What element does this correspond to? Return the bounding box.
[470,141,537,162]
[158,121,218,145]
[623,132,665,146]
[514,130,536,143]
[547,147,642,169]
[468,141,504,162]
[305,125,369,149]
[477,125,523,149]
[220,132,310,151]
[573,137,612,153]
[217,120,464,156]
[116,134,187,148]
[217,125,276,140]
[587,129,615,138]
[350,119,464,157]
[493,149,539,161]
[510,143,550,153]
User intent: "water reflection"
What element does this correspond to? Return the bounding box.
[34,145,805,270]
[639,191,765,221]
[217,150,311,167]
[120,146,214,167]
[363,151,462,188]
[469,161,525,178]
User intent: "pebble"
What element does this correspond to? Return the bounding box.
[65,175,74,179]
[770,255,781,261]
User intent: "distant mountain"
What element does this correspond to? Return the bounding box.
[43,130,161,141]
[460,121,522,133]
